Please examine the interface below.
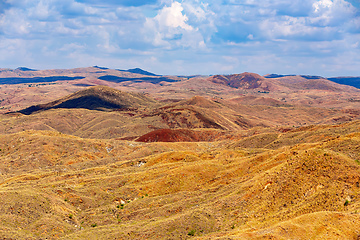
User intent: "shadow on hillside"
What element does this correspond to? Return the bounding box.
[18,96,126,115]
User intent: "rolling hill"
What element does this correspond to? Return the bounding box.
[17,85,159,115]
[2,68,360,239]
[2,86,359,141]
[208,72,271,90]
[1,121,360,239]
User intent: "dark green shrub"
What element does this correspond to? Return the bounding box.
[188,230,195,236]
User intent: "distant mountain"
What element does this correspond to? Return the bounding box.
[16,67,38,71]
[264,74,323,79]
[264,73,360,90]
[327,77,360,89]
[300,75,323,80]
[208,72,357,93]
[93,66,109,70]
[264,74,296,78]
[0,76,85,85]
[208,72,271,90]
[98,75,178,84]
[177,75,202,79]
[0,66,180,85]
[118,68,160,76]
[17,85,159,115]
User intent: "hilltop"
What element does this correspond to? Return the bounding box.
[17,85,159,115]
[209,72,271,90]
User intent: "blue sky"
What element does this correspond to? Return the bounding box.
[0,0,360,77]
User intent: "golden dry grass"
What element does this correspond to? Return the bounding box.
[1,121,360,239]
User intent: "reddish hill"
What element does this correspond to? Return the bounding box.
[208,72,269,90]
[136,128,224,142]
[268,75,358,92]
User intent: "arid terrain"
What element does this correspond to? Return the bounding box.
[1,67,360,239]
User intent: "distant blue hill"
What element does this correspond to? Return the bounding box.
[264,74,296,78]
[327,77,360,89]
[0,76,85,85]
[16,67,38,71]
[98,75,178,84]
[265,73,360,89]
[118,68,160,76]
[93,66,109,70]
[264,74,322,79]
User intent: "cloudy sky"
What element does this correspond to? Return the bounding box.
[0,0,360,77]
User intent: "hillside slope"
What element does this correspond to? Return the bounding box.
[17,85,159,115]
[1,121,360,239]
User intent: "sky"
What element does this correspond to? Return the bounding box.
[0,0,360,77]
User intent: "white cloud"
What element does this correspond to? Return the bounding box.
[260,16,316,39]
[155,1,193,30]
[247,34,254,40]
[144,1,208,49]
[313,0,333,12]
[27,0,53,20]
[1,0,360,76]
[182,2,207,21]
[311,0,356,26]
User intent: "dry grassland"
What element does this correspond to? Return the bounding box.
[1,121,360,239]
[1,71,360,239]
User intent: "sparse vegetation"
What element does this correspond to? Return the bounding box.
[188,230,196,236]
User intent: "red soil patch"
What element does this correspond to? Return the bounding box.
[135,129,224,142]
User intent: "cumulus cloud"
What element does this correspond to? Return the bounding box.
[0,0,360,76]
[313,0,333,12]
[153,1,193,31]
[210,0,358,43]
[144,1,207,49]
